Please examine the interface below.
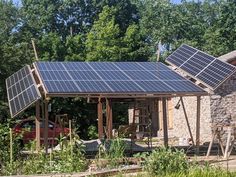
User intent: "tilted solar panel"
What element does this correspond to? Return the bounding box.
[6,65,41,117]
[35,61,205,94]
[166,44,236,90]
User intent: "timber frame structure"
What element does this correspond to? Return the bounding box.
[14,62,208,153]
[32,61,206,153]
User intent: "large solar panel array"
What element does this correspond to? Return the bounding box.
[6,65,41,117]
[35,61,205,94]
[166,44,236,90]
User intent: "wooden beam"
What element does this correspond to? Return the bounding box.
[196,96,201,154]
[44,100,49,154]
[106,99,113,139]
[162,98,168,147]
[35,100,40,152]
[98,98,103,139]
[180,97,195,146]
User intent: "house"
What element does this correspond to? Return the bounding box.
[164,48,236,144]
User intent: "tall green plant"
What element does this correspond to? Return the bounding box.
[145,147,189,176]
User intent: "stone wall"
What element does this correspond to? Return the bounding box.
[167,96,212,143]
[166,73,236,144]
[211,72,236,122]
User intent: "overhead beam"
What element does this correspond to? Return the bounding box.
[98,98,103,139]
[162,97,168,147]
[45,92,208,98]
[35,100,41,152]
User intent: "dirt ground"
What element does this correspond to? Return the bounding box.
[191,155,236,171]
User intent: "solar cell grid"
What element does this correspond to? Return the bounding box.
[114,62,144,70]
[6,65,41,117]
[136,62,169,71]
[69,71,101,81]
[64,62,92,71]
[166,44,236,89]
[35,61,205,94]
[76,81,113,92]
[106,81,144,92]
[151,70,184,80]
[124,70,158,80]
[96,71,130,81]
[88,62,119,71]
[135,81,173,92]
[167,81,204,92]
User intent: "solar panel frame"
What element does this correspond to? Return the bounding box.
[166,44,236,90]
[6,65,41,117]
[34,61,206,96]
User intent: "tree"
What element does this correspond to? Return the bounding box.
[37,32,65,61]
[203,0,236,56]
[123,24,150,61]
[85,6,122,61]
[65,34,86,61]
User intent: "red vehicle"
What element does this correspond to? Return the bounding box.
[13,118,70,145]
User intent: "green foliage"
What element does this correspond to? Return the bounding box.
[86,6,122,61]
[1,137,87,175]
[144,147,189,176]
[65,34,86,61]
[97,138,126,168]
[87,125,98,139]
[0,121,22,170]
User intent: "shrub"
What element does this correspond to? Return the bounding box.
[97,138,126,168]
[144,147,189,176]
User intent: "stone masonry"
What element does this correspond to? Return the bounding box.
[169,72,236,144]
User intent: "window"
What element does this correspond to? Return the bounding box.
[21,121,35,129]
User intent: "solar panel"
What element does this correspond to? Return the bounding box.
[6,65,41,117]
[35,61,205,95]
[166,44,236,90]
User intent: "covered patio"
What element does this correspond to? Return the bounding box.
[6,61,207,153]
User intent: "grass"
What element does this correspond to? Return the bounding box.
[114,167,236,177]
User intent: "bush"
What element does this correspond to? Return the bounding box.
[144,147,189,176]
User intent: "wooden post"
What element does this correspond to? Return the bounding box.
[106,99,112,139]
[162,98,168,147]
[180,97,195,146]
[35,100,40,151]
[98,98,103,139]
[69,120,72,158]
[196,96,201,154]
[44,100,49,154]
[31,39,39,60]
[9,128,13,166]
[151,99,158,137]
[224,127,232,159]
